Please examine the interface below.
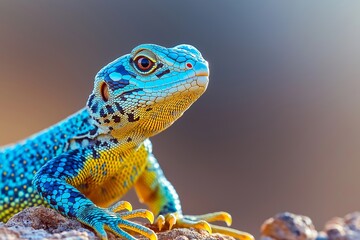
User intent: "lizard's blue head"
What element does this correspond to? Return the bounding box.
[86,44,209,139]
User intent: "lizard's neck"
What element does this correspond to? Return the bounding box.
[67,109,148,154]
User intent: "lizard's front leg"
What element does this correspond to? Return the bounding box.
[33,149,156,240]
[134,147,254,240]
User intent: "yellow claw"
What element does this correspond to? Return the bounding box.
[155,215,165,231]
[192,220,212,234]
[119,209,154,224]
[149,231,158,240]
[216,212,232,226]
[109,201,133,212]
[186,211,232,226]
[166,213,177,230]
[210,224,254,240]
[145,210,155,224]
[118,222,157,240]
[153,212,252,240]
[177,218,212,234]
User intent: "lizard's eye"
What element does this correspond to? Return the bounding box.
[133,49,157,74]
[134,56,154,73]
[100,82,109,102]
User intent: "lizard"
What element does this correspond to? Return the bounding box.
[0,44,254,240]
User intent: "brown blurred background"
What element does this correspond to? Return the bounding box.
[1,1,360,238]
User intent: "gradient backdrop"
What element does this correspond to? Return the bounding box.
[1,1,360,238]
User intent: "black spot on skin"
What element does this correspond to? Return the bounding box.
[88,94,95,106]
[127,113,140,122]
[91,103,98,113]
[110,138,119,144]
[112,115,121,123]
[127,137,132,142]
[99,109,107,118]
[89,127,98,135]
[105,105,114,114]
[154,62,163,71]
[156,69,170,78]
[104,119,110,124]
[109,127,113,130]
[146,108,152,111]
[115,103,125,114]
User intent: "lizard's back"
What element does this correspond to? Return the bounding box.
[0,109,93,220]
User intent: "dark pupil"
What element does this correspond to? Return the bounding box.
[140,58,150,68]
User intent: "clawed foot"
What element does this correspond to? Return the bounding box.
[155,211,254,240]
[80,201,157,240]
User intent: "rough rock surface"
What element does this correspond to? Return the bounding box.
[260,212,360,240]
[260,212,318,240]
[0,206,236,240]
[322,212,360,240]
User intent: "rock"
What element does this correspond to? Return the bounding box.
[0,224,22,240]
[260,212,318,240]
[145,228,235,240]
[4,206,95,239]
[323,212,360,240]
[0,206,236,240]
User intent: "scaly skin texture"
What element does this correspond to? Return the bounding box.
[0,44,254,240]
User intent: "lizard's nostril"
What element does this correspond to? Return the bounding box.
[100,82,109,102]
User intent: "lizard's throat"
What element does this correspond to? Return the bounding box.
[110,91,202,139]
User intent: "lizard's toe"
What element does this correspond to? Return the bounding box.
[108,200,133,212]
[118,209,154,224]
[80,205,157,240]
[155,215,165,231]
[106,224,136,240]
[186,211,232,226]
[156,213,178,231]
[165,213,177,230]
[156,212,211,233]
[177,217,212,233]
[155,211,254,240]
[118,219,157,240]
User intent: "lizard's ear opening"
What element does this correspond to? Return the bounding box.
[100,82,109,102]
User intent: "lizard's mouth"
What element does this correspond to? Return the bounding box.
[115,75,208,101]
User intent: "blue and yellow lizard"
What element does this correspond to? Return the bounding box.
[0,44,254,240]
